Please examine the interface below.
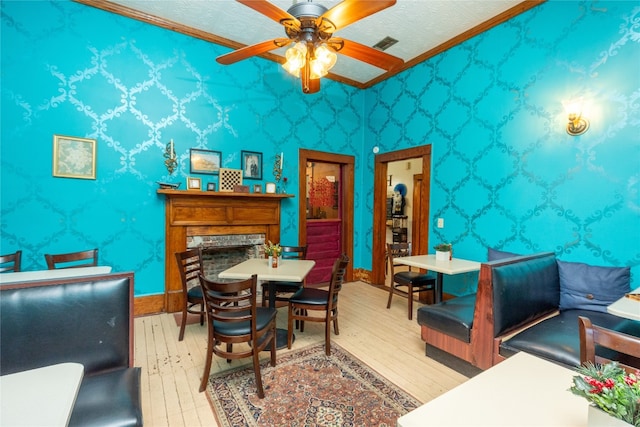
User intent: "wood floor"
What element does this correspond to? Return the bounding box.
[135,281,468,426]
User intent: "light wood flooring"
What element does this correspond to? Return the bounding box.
[135,281,469,426]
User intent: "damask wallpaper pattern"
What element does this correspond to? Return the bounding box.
[1,0,638,296]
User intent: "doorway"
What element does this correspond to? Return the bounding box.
[372,145,432,286]
[298,149,354,285]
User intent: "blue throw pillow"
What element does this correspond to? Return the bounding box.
[558,260,630,312]
[487,248,519,261]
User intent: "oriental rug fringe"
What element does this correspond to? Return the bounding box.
[205,343,421,427]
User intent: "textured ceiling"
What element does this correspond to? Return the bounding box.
[86,0,539,88]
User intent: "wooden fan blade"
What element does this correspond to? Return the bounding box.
[338,38,403,71]
[236,0,296,24]
[216,38,291,65]
[321,0,396,30]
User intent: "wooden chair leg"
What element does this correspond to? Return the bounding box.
[386,283,394,309]
[287,305,294,349]
[407,283,413,320]
[252,346,265,399]
[199,335,214,392]
[179,306,188,341]
[199,302,205,326]
[325,318,331,356]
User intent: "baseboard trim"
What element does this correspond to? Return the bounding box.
[425,344,483,378]
[134,294,164,316]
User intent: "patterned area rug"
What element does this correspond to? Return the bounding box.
[205,343,421,426]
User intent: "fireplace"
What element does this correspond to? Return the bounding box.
[158,189,292,312]
[187,233,265,279]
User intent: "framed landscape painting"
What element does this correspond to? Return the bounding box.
[190,148,222,174]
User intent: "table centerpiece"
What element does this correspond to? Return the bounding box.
[569,361,639,427]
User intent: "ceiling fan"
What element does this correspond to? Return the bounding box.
[216,0,404,94]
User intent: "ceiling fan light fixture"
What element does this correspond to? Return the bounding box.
[282,41,307,76]
[309,43,337,79]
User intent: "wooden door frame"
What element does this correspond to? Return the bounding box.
[372,145,432,286]
[298,149,354,282]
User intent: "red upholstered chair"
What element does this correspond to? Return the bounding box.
[0,250,22,273]
[198,273,276,397]
[287,254,349,356]
[386,243,435,320]
[174,248,206,341]
[45,249,98,269]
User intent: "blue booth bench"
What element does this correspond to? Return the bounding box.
[417,252,638,370]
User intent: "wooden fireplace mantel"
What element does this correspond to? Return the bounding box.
[158,189,293,312]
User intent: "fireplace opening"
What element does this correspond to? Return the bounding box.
[187,234,265,280]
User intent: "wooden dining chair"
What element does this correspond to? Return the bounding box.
[579,316,640,374]
[45,248,98,269]
[261,245,307,307]
[0,250,22,273]
[198,273,276,397]
[287,254,349,356]
[174,248,205,341]
[386,242,436,320]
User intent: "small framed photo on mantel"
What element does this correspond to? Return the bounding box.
[265,182,276,194]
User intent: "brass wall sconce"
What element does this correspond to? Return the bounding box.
[564,100,590,136]
[164,139,177,174]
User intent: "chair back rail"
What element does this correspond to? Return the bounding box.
[45,248,98,269]
[579,315,640,374]
[0,250,22,273]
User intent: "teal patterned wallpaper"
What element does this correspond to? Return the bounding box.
[1,1,638,296]
[0,0,364,295]
[363,0,640,293]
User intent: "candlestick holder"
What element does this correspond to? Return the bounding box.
[164,142,177,175]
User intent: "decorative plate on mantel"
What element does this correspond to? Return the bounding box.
[157,181,181,189]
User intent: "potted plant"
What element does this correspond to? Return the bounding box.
[434,243,452,261]
[263,241,282,268]
[569,361,638,427]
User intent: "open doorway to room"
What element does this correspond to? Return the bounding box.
[372,145,432,287]
[298,149,354,286]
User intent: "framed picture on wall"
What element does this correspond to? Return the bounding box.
[52,134,97,180]
[190,148,222,174]
[241,150,262,180]
[187,177,201,190]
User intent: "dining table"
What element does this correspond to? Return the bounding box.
[607,286,640,321]
[0,266,112,285]
[393,254,481,303]
[218,257,316,349]
[396,351,587,427]
[0,362,84,427]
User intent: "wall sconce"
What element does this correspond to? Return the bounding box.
[164,139,177,174]
[563,99,590,136]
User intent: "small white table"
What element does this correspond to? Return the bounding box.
[397,352,587,427]
[0,266,112,285]
[218,258,316,348]
[393,255,481,303]
[607,287,640,321]
[0,362,84,426]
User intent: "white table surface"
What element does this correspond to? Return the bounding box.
[393,254,480,303]
[0,266,112,285]
[397,352,587,427]
[218,258,316,282]
[0,362,84,427]
[607,286,640,321]
[393,254,481,275]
